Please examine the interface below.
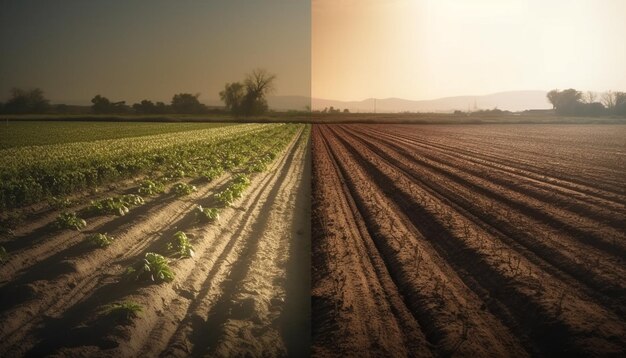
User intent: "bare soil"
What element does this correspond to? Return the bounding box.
[311,124,626,357]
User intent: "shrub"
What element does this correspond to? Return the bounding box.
[55,212,87,231]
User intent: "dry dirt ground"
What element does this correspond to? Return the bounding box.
[311,124,625,357]
[0,128,310,357]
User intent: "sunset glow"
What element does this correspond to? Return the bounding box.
[313,0,626,101]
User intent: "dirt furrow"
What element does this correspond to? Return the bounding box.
[379,125,626,205]
[318,125,530,357]
[360,125,626,230]
[312,126,432,358]
[321,124,626,356]
[344,126,626,305]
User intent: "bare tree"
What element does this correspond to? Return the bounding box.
[602,91,616,110]
[583,91,597,104]
[244,68,276,99]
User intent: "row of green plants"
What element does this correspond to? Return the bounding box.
[0,124,300,209]
[22,124,303,325]
[43,123,299,234]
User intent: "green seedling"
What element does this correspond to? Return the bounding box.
[55,212,87,231]
[88,194,145,216]
[201,167,223,182]
[233,173,251,186]
[49,196,73,209]
[172,182,197,196]
[131,252,175,282]
[194,205,220,222]
[100,301,143,322]
[88,233,115,248]
[167,231,195,258]
[137,179,165,196]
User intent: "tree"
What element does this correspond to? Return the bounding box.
[614,92,626,116]
[546,89,583,115]
[583,91,597,104]
[171,93,207,114]
[220,68,276,116]
[3,88,50,113]
[91,95,129,114]
[547,89,559,110]
[601,91,616,111]
[133,99,156,114]
[219,82,245,114]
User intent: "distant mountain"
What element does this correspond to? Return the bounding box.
[312,91,552,113]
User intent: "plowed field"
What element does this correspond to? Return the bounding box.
[311,124,626,357]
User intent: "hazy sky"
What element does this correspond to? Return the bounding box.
[0,0,311,104]
[313,0,626,101]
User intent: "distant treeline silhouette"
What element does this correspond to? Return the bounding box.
[0,88,223,115]
[0,69,278,116]
[547,89,626,116]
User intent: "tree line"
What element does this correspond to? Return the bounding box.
[547,89,626,116]
[0,69,277,116]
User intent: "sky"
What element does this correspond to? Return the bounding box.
[0,0,311,104]
[312,0,626,101]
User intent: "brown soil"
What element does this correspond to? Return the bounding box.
[311,124,626,357]
[0,127,310,357]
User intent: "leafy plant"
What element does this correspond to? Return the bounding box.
[233,173,251,186]
[215,188,236,206]
[0,246,8,263]
[100,301,143,322]
[166,169,186,179]
[121,194,145,206]
[88,233,115,248]
[247,160,268,173]
[194,205,220,222]
[88,194,144,216]
[55,212,87,231]
[215,174,251,206]
[172,182,197,196]
[49,196,73,209]
[137,179,165,196]
[131,252,175,282]
[167,231,195,258]
[201,167,223,182]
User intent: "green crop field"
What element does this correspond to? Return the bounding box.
[0,121,236,149]
[0,122,300,209]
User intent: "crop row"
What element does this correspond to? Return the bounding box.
[0,124,298,209]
